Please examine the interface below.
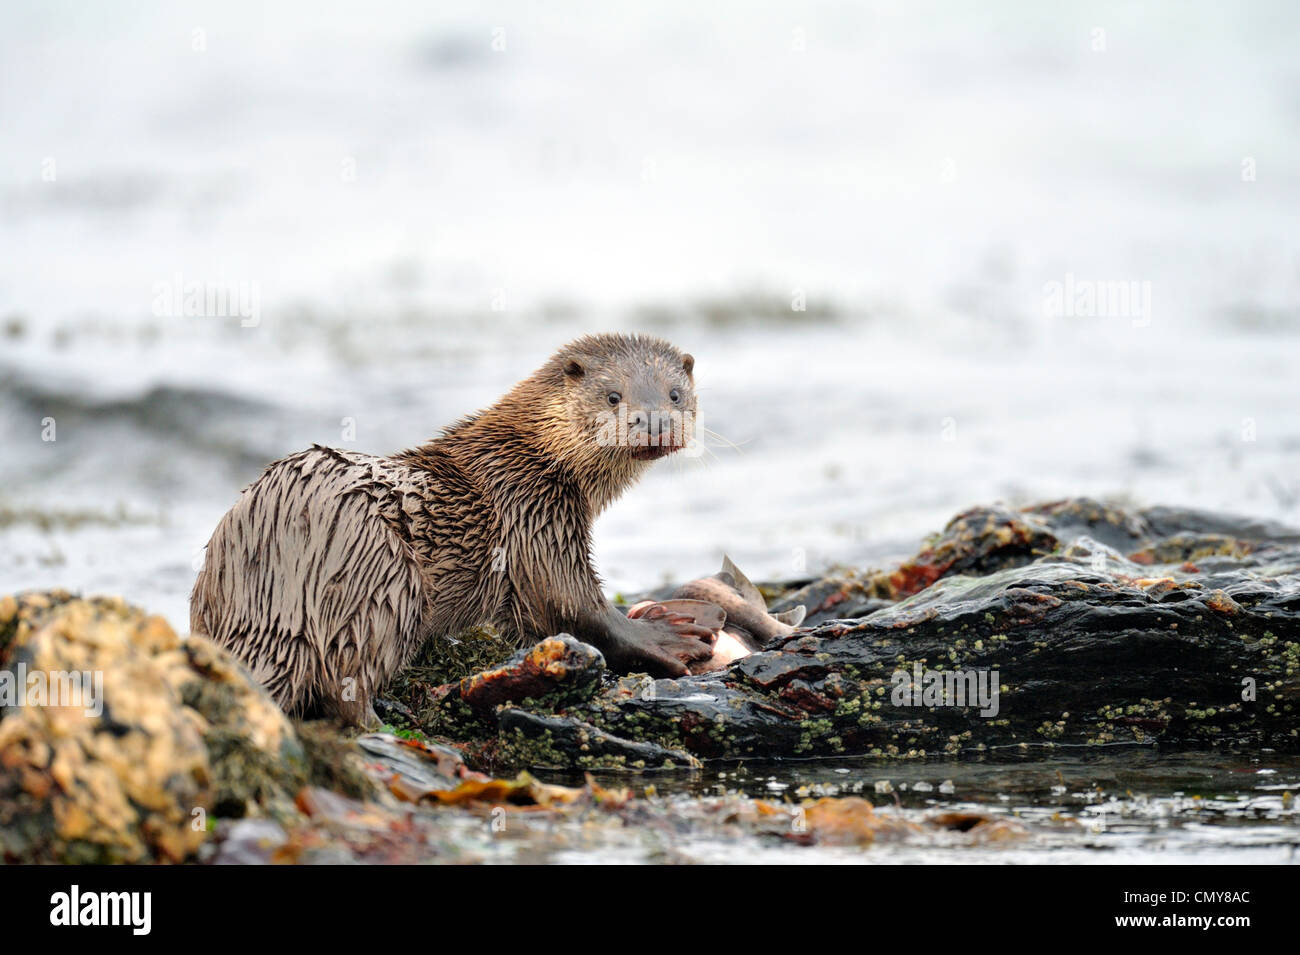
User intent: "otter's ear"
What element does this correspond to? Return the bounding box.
[563,359,585,380]
[681,353,695,377]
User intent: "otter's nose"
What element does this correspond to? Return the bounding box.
[628,409,674,434]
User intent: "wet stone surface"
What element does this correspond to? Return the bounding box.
[407,499,1300,770]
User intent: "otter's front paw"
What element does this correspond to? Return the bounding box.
[624,607,716,677]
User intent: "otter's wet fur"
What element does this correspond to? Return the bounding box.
[190,334,712,725]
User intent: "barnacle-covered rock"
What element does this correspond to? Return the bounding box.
[410,500,1300,769]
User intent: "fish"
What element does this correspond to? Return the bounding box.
[625,556,806,673]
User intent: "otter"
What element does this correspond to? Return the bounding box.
[190,333,714,725]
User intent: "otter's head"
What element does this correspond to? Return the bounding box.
[527,335,695,506]
[556,333,697,463]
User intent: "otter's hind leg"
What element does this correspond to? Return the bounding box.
[306,541,427,726]
[191,450,428,726]
[243,632,322,717]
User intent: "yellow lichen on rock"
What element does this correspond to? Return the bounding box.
[0,592,305,863]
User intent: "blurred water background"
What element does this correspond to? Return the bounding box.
[2,0,1299,633]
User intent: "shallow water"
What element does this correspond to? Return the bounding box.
[551,751,1300,863]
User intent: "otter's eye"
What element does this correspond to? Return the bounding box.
[669,388,681,404]
[607,391,621,406]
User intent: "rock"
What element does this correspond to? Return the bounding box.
[207,818,289,865]
[0,591,306,862]
[927,811,1028,843]
[354,732,469,795]
[410,499,1300,768]
[792,796,919,845]
[459,635,604,710]
[497,709,700,769]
